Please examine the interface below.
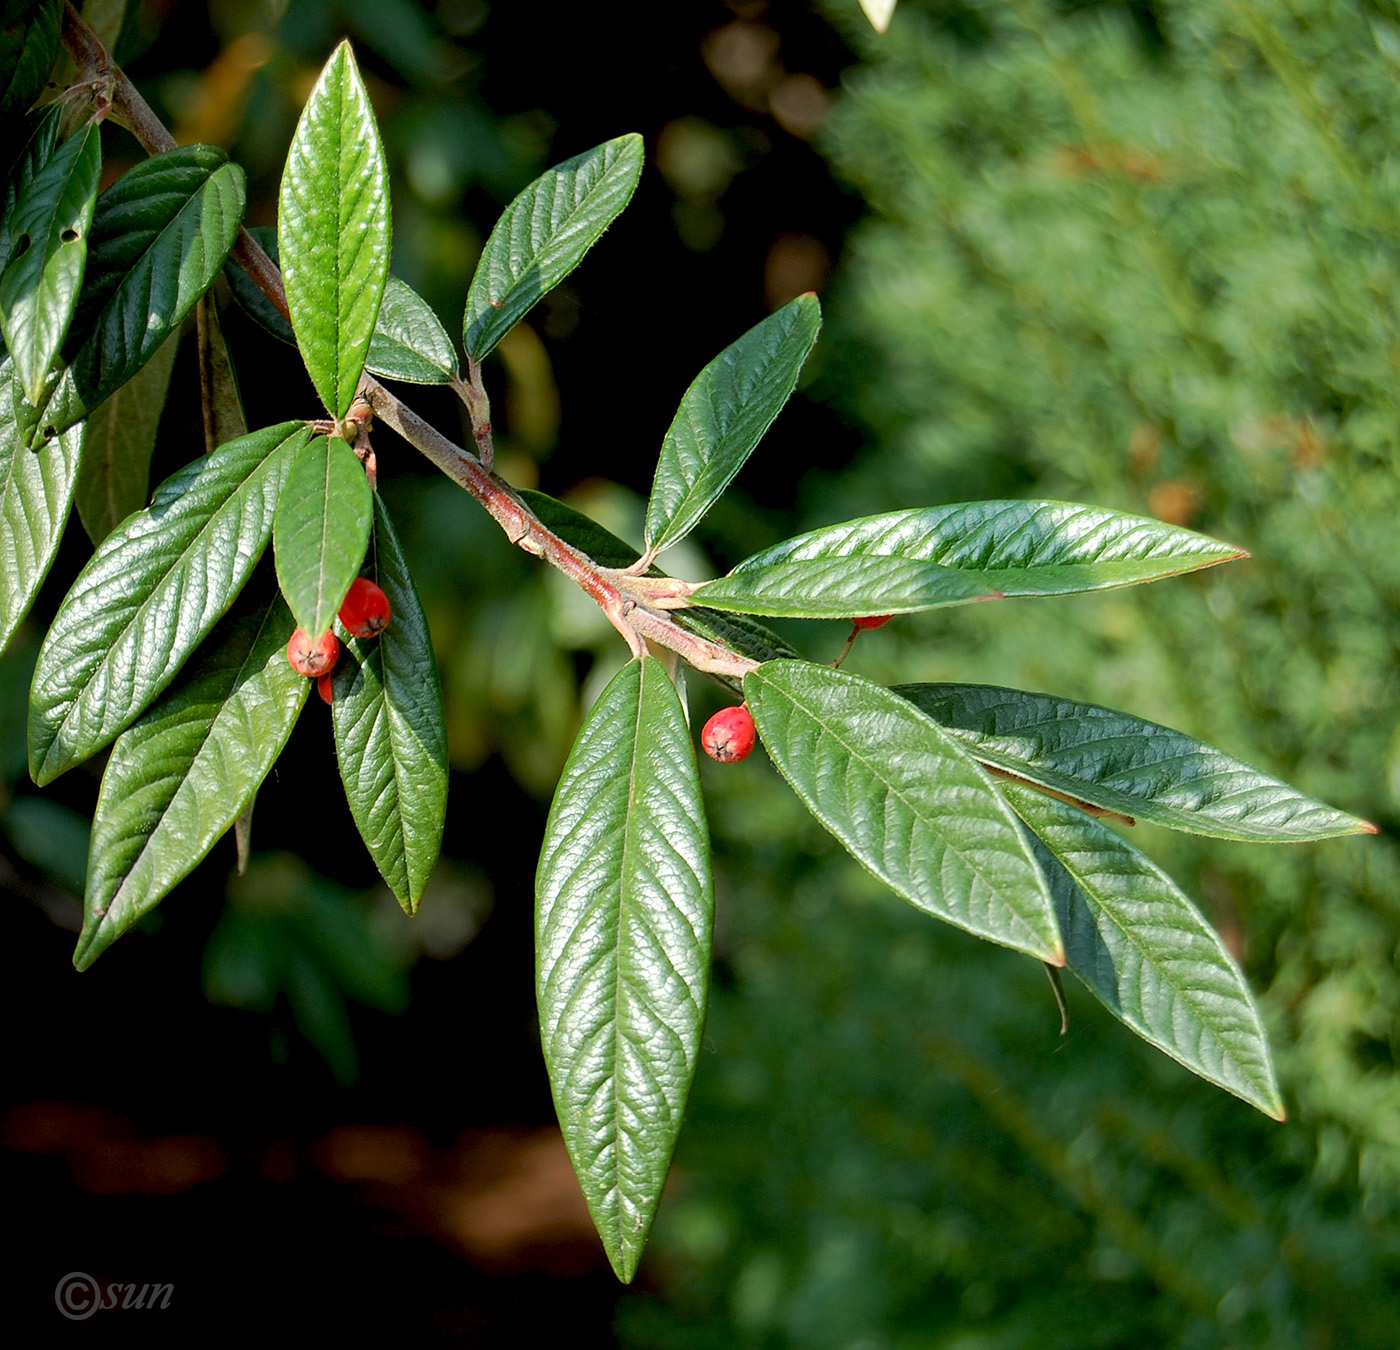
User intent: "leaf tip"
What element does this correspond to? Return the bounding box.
[1044,946,1066,968]
[1357,818,1381,835]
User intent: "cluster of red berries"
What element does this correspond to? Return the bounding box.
[286,576,393,702]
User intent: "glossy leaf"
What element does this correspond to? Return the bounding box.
[330,495,448,914]
[464,135,643,361]
[273,435,372,638]
[278,40,390,417]
[0,0,61,119]
[28,422,308,785]
[1005,784,1285,1119]
[744,660,1063,962]
[0,122,100,403]
[0,360,84,655]
[718,500,1245,600]
[536,655,713,1282]
[896,683,1373,841]
[644,294,821,555]
[366,276,457,384]
[691,554,997,618]
[0,104,62,271]
[76,587,309,970]
[74,329,180,544]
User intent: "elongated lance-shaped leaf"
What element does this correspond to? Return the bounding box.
[330,495,448,914]
[28,422,308,785]
[367,276,457,384]
[744,661,1063,962]
[74,329,180,544]
[0,360,84,655]
[536,655,714,1282]
[278,41,390,418]
[896,683,1374,841]
[0,0,61,119]
[717,500,1245,600]
[1004,784,1285,1119]
[464,135,643,361]
[76,585,309,970]
[1,104,63,271]
[644,295,821,555]
[0,121,100,404]
[692,554,998,618]
[195,295,248,452]
[24,145,246,443]
[273,435,372,638]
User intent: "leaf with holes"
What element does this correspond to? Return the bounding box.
[536,655,713,1282]
[743,660,1062,963]
[367,276,457,384]
[0,104,62,271]
[28,422,307,785]
[278,41,390,417]
[76,585,309,970]
[895,683,1373,841]
[644,294,820,556]
[273,435,372,638]
[464,135,643,362]
[330,496,447,914]
[1005,783,1284,1119]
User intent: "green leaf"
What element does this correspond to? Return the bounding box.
[0,0,61,119]
[74,329,179,544]
[0,121,100,404]
[76,586,310,970]
[224,225,296,346]
[195,296,248,452]
[0,104,62,271]
[273,435,373,638]
[743,660,1063,963]
[0,360,83,654]
[536,655,713,1282]
[26,145,247,442]
[330,495,448,914]
[1004,784,1285,1120]
[464,134,644,361]
[672,605,800,666]
[716,501,1245,600]
[28,422,308,785]
[644,295,821,555]
[278,40,391,418]
[691,554,998,618]
[367,276,457,384]
[896,683,1374,841]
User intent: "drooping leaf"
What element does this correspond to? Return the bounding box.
[743,660,1063,962]
[0,121,100,403]
[330,495,448,914]
[195,296,248,452]
[76,585,309,970]
[366,276,457,384]
[0,0,61,119]
[896,683,1373,841]
[1004,784,1285,1120]
[278,40,390,417]
[74,328,179,544]
[464,134,644,361]
[0,360,84,655]
[28,422,308,785]
[536,655,713,1282]
[691,553,998,618]
[644,295,821,555]
[273,434,373,638]
[715,500,1245,600]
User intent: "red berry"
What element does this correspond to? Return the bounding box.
[287,627,339,678]
[338,576,392,639]
[317,673,335,705]
[702,705,757,763]
[852,615,893,630]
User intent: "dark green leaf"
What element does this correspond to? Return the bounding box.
[536,655,713,1282]
[28,422,308,784]
[278,40,391,417]
[644,295,821,555]
[331,495,448,914]
[0,0,61,119]
[196,296,248,453]
[1005,784,1285,1119]
[672,606,800,667]
[464,135,643,361]
[76,586,309,969]
[0,360,83,655]
[743,660,1063,962]
[367,276,457,384]
[224,225,295,346]
[0,104,62,271]
[896,683,1373,841]
[273,435,373,638]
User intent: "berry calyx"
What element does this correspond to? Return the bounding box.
[702,705,757,763]
[287,627,339,678]
[852,615,893,630]
[317,673,335,705]
[338,576,392,639]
